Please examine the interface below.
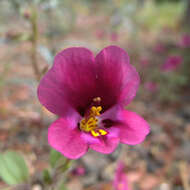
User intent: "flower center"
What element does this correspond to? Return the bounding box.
[79,106,108,137]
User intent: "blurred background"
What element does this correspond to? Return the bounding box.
[0,0,190,189]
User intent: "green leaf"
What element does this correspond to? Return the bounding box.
[49,148,62,168]
[0,151,29,185]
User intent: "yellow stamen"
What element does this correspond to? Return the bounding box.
[98,129,107,135]
[90,129,107,137]
[91,130,100,137]
[79,106,107,137]
[90,106,102,116]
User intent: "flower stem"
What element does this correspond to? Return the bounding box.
[30,5,41,81]
[47,158,72,190]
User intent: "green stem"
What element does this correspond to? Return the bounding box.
[28,5,45,120]
[47,158,72,190]
[30,6,41,81]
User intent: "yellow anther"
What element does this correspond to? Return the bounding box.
[79,105,107,137]
[98,129,107,136]
[90,129,107,137]
[97,106,102,113]
[91,130,100,137]
[80,117,97,132]
[87,117,96,124]
[90,106,102,116]
[90,106,97,114]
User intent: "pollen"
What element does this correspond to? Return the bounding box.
[79,106,107,137]
[90,106,102,116]
[91,130,100,137]
[90,129,107,137]
[98,129,107,135]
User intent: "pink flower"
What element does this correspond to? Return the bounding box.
[113,161,129,190]
[161,55,182,72]
[144,82,158,93]
[37,46,150,159]
[179,34,190,48]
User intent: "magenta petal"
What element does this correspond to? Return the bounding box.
[38,47,96,116]
[89,133,119,154]
[95,45,140,108]
[117,110,150,145]
[37,68,72,117]
[48,118,88,159]
[80,132,101,144]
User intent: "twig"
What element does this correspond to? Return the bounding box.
[30,6,41,81]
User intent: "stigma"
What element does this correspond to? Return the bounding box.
[79,106,108,137]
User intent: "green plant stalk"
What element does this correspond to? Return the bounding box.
[47,158,72,190]
[30,6,41,81]
[29,6,45,121]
